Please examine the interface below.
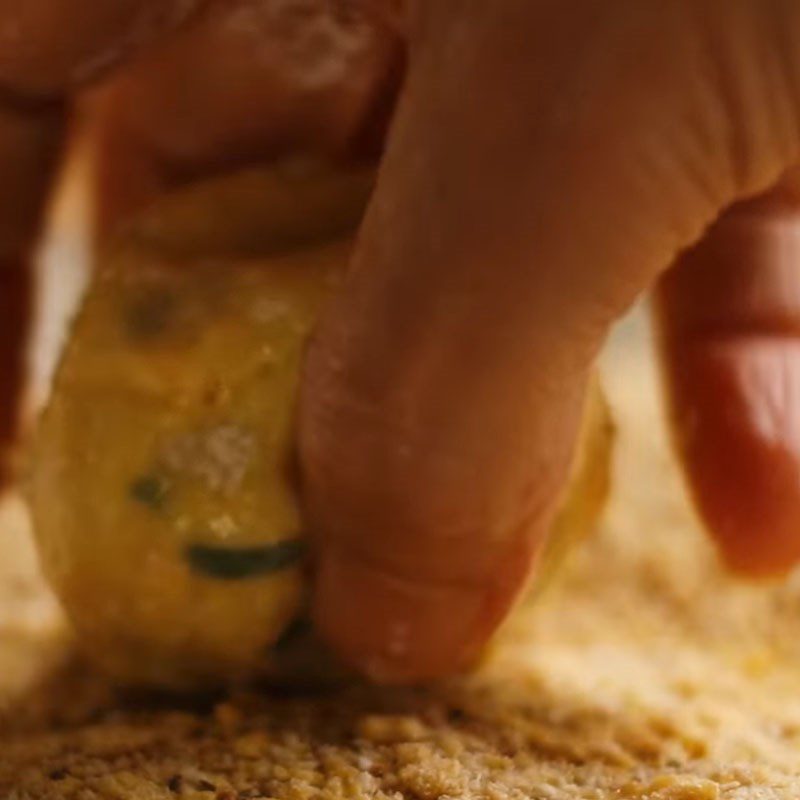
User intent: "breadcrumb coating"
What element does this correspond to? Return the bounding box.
[3,327,800,799]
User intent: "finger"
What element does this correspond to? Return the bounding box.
[655,170,800,576]
[0,0,206,488]
[0,0,201,100]
[0,103,65,488]
[299,1,800,682]
[86,0,403,237]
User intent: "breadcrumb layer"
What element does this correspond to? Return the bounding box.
[3,330,800,799]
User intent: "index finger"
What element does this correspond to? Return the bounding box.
[0,104,64,487]
[0,0,205,486]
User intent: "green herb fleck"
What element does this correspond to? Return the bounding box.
[130,474,169,510]
[185,540,306,580]
[124,289,176,339]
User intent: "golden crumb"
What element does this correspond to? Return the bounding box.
[4,339,800,798]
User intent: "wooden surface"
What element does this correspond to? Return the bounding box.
[2,314,800,798]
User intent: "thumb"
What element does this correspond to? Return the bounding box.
[299,0,800,682]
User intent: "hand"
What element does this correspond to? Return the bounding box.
[298,0,800,681]
[4,1,800,685]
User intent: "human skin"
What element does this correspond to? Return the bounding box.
[3,0,800,683]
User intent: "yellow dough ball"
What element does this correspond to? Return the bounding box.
[27,161,614,688]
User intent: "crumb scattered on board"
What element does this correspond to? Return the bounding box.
[3,322,800,799]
